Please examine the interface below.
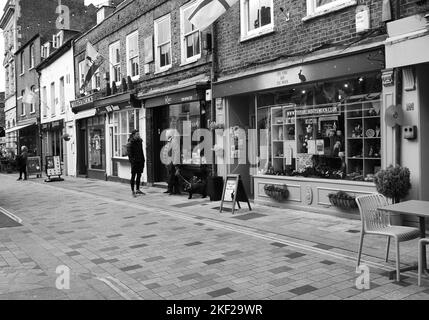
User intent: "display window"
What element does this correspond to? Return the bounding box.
[112,109,139,158]
[168,101,208,165]
[88,115,106,170]
[257,73,382,182]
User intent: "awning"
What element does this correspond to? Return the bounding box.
[137,82,209,108]
[5,122,36,134]
[213,48,385,98]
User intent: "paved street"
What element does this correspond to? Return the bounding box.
[0,173,428,300]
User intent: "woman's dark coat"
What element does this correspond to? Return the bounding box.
[127,136,145,173]
[17,150,28,170]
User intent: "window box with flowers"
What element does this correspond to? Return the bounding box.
[328,191,357,209]
[264,184,289,201]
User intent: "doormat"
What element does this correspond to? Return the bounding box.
[0,210,22,228]
[232,213,266,221]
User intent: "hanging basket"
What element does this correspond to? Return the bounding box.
[328,191,357,209]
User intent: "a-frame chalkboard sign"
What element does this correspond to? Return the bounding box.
[220,174,252,215]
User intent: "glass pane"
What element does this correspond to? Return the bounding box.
[158,17,171,44]
[247,0,271,31]
[316,0,336,8]
[160,44,170,66]
[120,134,128,157]
[120,111,127,134]
[129,33,138,57]
[88,127,105,170]
[183,6,195,34]
[129,110,135,131]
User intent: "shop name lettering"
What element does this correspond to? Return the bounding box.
[160,123,269,166]
[287,106,339,117]
[71,96,94,108]
[164,95,195,104]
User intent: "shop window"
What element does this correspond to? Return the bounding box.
[112,109,140,158]
[109,41,121,84]
[88,116,106,171]
[240,0,274,41]
[181,1,201,64]
[305,0,357,19]
[169,101,207,165]
[257,73,382,182]
[126,31,139,80]
[154,14,172,73]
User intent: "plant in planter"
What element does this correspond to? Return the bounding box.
[264,184,289,201]
[328,191,357,209]
[374,165,411,204]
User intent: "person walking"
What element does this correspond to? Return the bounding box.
[127,130,145,197]
[17,146,28,181]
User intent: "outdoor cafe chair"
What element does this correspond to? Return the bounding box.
[355,194,420,282]
[418,238,429,286]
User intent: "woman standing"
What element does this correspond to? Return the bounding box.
[127,130,145,197]
[17,146,28,181]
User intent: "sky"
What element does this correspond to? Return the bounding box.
[0,0,109,92]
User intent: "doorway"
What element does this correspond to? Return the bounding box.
[77,119,88,176]
[152,106,170,183]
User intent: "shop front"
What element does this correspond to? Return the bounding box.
[71,92,106,180]
[94,92,142,184]
[137,83,211,185]
[213,48,386,216]
[41,120,65,172]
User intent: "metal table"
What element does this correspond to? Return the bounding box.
[378,200,429,279]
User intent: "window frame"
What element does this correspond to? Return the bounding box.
[126,30,140,81]
[29,44,35,69]
[20,51,25,75]
[304,0,357,20]
[240,0,275,42]
[109,41,122,85]
[78,60,86,92]
[30,86,36,114]
[42,86,47,118]
[154,14,172,73]
[92,70,101,91]
[20,89,26,116]
[50,82,56,117]
[180,1,202,65]
[112,109,140,159]
[59,77,65,114]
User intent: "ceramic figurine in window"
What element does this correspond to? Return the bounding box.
[352,123,362,138]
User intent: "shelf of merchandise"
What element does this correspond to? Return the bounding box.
[345,95,381,180]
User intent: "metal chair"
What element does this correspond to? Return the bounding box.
[355,194,421,282]
[418,238,429,286]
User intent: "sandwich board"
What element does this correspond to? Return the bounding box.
[45,155,64,182]
[220,174,252,215]
[27,156,42,178]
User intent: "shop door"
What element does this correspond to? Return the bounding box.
[153,106,170,183]
[77,120,88,176]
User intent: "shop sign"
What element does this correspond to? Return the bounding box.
[71,95,94,109]
[46,155,62,177]
[144,90,202,108]
[286,105,340,118]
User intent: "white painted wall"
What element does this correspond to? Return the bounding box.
[39,47,76,176]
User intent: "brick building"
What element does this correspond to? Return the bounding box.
[72,0,213,185]
[0,0,97,157]
[210,0,429,223]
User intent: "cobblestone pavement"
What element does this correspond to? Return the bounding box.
[0,173,429,300]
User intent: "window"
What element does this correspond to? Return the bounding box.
[256,73,382,182]
[92,70,101,91]
[154,14,172,72]
[29,44,35,69]
[305,0,357,18]
[20,90,26,116]
[88,116,106,170]
[30,86,36,113]
[20,52,25,74]
[181,1,201,64]
[112,109,140,158]
[126,31,139,80]
[78,60,86,91]
[42,86,47,117]
[41,42,50,59]
[59,77,65,113]
[52,31,63,48]
[109,41,121,84]
[50,82,56,116]
[240,0,274,41]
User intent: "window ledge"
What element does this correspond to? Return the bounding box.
[302,0,357,22]
[129,75,140,82]
[180,56,201,66]
[19,72,24,77]
[240,25,275,43]
[154,65,172,75]
[30,111,35,115]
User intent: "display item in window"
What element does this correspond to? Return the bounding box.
[352,124,363,138]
